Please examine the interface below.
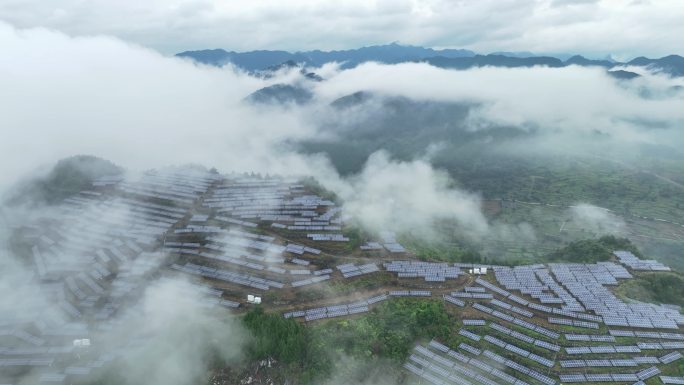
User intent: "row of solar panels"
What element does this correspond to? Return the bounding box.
[565,333,615,342]
[560,357,659,368]
[389,290,431,297]
[481,334,555,367]
[548,317,599,329]
[559,371,653,383]
[609,329,684,340]
[451,292,494,300]
[306,233,349,241]
[283,293,390,319]
[384,261,462,282]
[488,322,561,352]
[490,298,534,318]
[290,274,330,288]
[661,376,684,384]
[472,302,560,339]
[171,263,285,290]
[637,341,684,350]
[565,345,641,354]
[337,263,379,278]
[480,349,556,385]
[614,250,671,271]
[406,342,531,385]
[430,339,532,385]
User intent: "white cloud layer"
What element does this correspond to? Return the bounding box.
[329,151,489,238]
[569,203,626,235]
[0,21,323,191]
[313,61,684,149]
[0,22,492,242]
[1,0,683,57]
[2,21,683,242]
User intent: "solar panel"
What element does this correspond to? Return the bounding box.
[660,351,683,364]
[459,343,481,356]
[459,329,481,342]
[637,366,661,380]
[559,374,586,383]
[660,377,684,385]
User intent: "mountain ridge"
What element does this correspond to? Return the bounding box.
[176,44,684,77]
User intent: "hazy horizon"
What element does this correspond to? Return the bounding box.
[1,1,684,59]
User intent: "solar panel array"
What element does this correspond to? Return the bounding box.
[549,263,684,329]
[117,170,216,206]
[480,334,555,367]
[488,322,560,352]
[8,170,684,385]
[360,241,383,250]
[401,261,684,385]
[494,266,566,305]
[559,372,642,383]
[336,263,380,278]
[565,333,615,342]
[203,179,333,225]
[290,274,331,288]
[405,339,543,385]
[171,263,285,290]
[614,250,671,271]
[307,233,350,242]
[283,293,390,320]
[548,317,599,329]
[384,261,462,282]
[451,291,494,300]
[379,231,407,253]
[472,303,560,339]
[560,358,642,368]
[2,170,259,384]
[480,349,555,385]
[389,290,432,297]
[609,330,684,340]
[489,298,534,317]
[565,344,643,354]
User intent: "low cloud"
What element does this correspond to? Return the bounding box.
[325,151,488,239]
[94,278,247,385]
[3,21,683,244]
[569,203,625,235]
[0,21,322,194]
[314,61,684,150]
[0,21,527,243]
[0,199,247,385]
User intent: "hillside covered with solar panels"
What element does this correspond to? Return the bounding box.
[1,165,683,385]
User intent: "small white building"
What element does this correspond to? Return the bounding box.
[247,295,262,304]
[73,339,91,347]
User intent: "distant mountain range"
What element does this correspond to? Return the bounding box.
[176,43,684,77]
[177,43,474,70]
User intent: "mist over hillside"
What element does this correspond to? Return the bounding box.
[2,19,684,263]
[2,3,684,384]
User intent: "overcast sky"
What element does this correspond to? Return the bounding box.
[0,0,682,58]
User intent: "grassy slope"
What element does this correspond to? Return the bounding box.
[240,298,460,384]
[5,155,122,205]
[615,272,684,308]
